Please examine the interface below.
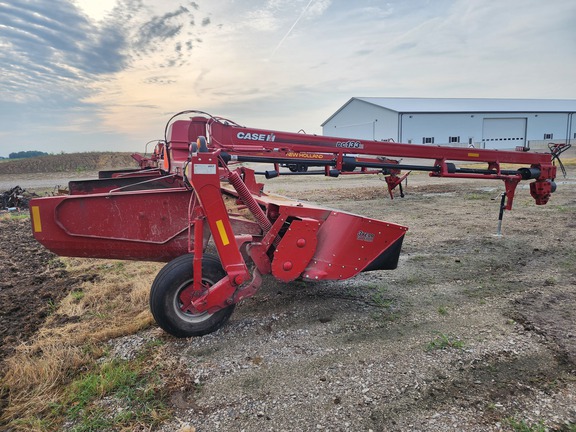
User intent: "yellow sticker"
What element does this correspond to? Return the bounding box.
[32,206,42,232]
[468,152,480,158]
[215,219,230,246]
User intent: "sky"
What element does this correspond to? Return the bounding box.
[0,0,575,156]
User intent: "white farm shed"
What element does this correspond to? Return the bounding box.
[322,98,576,150]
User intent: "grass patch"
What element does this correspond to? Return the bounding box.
[407,254,429,263]
[558,250,576,273]
[0,258,164,430]
[426,332,465,351]
[70,289,85,302]
[364,283,394,309]
[504,417,546,432]
[464,192,492,200]
[397,273,432,287]
[552,205,574,212]
[9,353,171,431]
[463,278,520,299]
[58,358,169,431]
[361,283,401,323]
[0,212,29,221]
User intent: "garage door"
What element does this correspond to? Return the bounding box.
[482,118,526,149]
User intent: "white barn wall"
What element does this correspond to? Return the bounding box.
[400,112,545,149]
[399,113,572,149]
[525,113,569,141]
[323,99,575,151]
[400,113,481,146]
[322,99,398,141]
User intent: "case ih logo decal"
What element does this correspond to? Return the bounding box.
[237,132,276,142]
[357,230,375,242]
[336,140,363,149]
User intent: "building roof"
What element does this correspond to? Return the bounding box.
[322,97,576,125]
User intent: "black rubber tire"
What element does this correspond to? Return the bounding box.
[149,253,235,337]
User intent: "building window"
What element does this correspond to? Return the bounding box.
[449,136,460,143]
[544,133,553,140]
[422,137,434,144]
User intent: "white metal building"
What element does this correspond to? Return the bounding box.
[322,98,576,150]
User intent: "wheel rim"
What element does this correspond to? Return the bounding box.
[173,278,213,324]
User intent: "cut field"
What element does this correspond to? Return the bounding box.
[0,152,136,175]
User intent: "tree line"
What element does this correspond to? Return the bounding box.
[8,151,49,159]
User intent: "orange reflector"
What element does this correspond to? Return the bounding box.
[215,219,230,246]
[31,206,42,232]
[163,154,169,170]
[468,153,480,158]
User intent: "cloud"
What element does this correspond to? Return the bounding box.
[135,6,189,50]
[243,9,279,32]
[305,0,332,18]
[0,0,209,140]
[0,0,205,105]
[0,0,127,105]
[235,0,332,34]
[131,5,200,67]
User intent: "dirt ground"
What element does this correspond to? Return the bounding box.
[0,172,106,365]
[0,217,83,365]
[1,168,575,431]
[0,170,127,366]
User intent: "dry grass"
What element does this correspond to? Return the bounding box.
[2,344,95,424]
[1,257,163,429]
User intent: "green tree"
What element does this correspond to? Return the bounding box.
[8,150,48,159]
